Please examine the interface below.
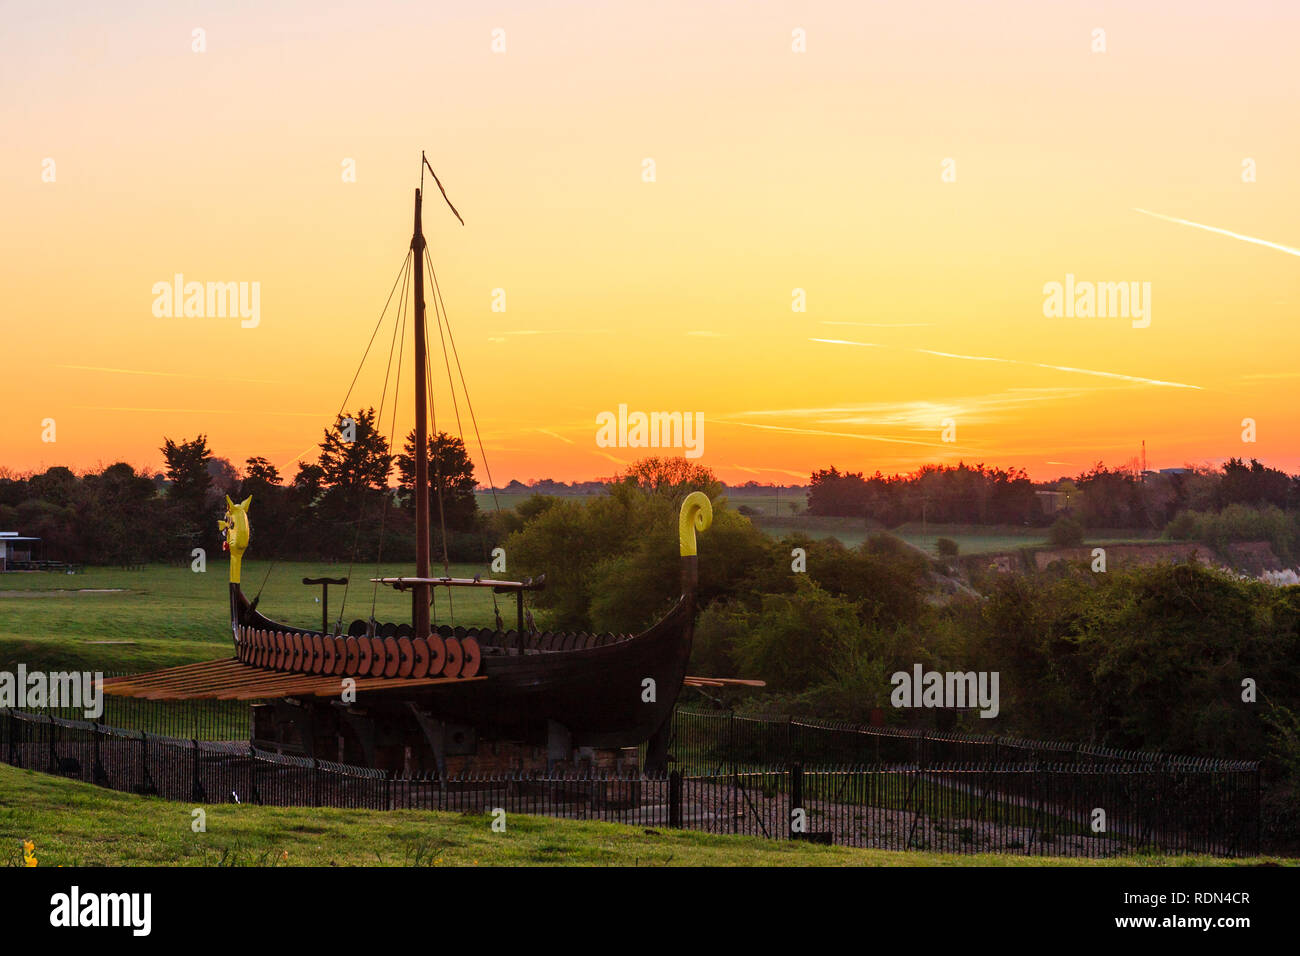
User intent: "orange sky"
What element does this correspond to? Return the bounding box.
[2,1,1298,485]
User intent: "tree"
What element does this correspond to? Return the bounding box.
[160,435,214,541]
[807,466,870,517]
[1048,515,1085,547]
[77,463,162,566]
[395,431,479,531]
[243,457,281,486]
[316,409,392,504]
[206,457,240,507]
[610,457,723,502]
[28,466,78,507]
[1218,458,1291,510]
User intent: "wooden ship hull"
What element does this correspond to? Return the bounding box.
[225,564,701,751]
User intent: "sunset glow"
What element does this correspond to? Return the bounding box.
[3,0,1298,484]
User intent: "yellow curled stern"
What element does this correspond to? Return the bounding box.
[678,491,713,557]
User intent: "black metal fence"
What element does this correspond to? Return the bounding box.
[669,709,1259,773]
[0,709,1260,857]
[27,673,252,740]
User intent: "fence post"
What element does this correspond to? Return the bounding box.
[729,711,736,779]
[48,715,58,773]
[668,770,682,829]
[137,730,149,794]
[249,745,259,805]
[790,763,803,840]
[190,738,203,802]
[92,722,107,787]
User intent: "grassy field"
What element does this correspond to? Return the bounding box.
[0,560,505,674]
[751,517,1162,556]
[2,764,1282,867]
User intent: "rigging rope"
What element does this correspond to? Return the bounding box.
[368,252,410,621]
[424,246,501,621]
[333,252,412,634]
[252,250,412,609]
[426,247,502,517]
[424,316,453,623]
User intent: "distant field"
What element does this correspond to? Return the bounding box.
[724,493,808,517]
[0,560,504,674]
[751,517,1163,556]
[474,490,603,511]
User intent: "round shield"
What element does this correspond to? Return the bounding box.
[427,635,446,675]
[383,636,401,678]
[442,636,463,678]
[344,636,360,676]
[369,636,386,678]
[461,637,482,678]
[332,636,348,676]
[396,636,414,678]
[411,637,430,678]
[321,635,336,674]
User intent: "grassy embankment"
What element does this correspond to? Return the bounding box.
[2,764,1286,867]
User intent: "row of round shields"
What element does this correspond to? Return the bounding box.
[235,626,481,679]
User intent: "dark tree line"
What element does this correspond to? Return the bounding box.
[0,410,486,566]
[807,458,1300,531]
[808,462,1041,526]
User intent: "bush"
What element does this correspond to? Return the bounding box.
[1048,516,1084,547]
[1163,504,1299,564]
[936,537,959,557]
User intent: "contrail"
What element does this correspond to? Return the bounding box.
[914,348,1200,388]
[809,337,883,348]
[536,428,575,444]
[812,339,1201,389]
[56,364,282,385]
[73,405,330,416]
[1133,208,1300,258]
[821,321,934,328]
[714,418,955,449]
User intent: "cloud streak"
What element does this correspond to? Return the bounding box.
[811,339,1201,390]
[1133,208,1300,258]
[713,418,956,450]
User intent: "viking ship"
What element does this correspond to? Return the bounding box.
[104,156,733,774]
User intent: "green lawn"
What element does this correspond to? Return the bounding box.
[0,764,1281,867]
[0,560,506,674]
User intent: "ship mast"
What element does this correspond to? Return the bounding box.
[411,187,431,637]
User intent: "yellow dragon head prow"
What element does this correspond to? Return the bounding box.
[219,494,252,584]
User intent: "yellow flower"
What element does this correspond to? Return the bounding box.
[23,840,37,867]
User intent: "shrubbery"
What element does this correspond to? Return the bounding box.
[1047,515,1084,547]
[1165,503,1299,564]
